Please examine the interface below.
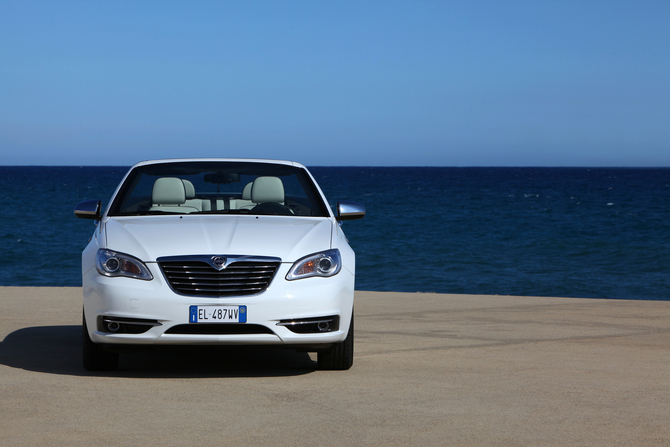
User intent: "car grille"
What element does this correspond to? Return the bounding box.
[158,255,281,297]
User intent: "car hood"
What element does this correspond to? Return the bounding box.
[102,215,334,263]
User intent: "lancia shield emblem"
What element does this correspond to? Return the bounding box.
[211,256,227,270]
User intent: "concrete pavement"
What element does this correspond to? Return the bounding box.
[0,287,668,446]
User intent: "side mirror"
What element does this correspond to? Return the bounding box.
[336,201,365,221]
[74,200,102,220]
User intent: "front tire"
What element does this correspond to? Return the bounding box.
[318,313,354,370]
[82,310,119,371]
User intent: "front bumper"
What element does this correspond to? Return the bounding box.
[83,262,354,347]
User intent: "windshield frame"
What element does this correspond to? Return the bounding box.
[106,160,331,218]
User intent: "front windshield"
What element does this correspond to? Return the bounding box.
[107,161,330,217]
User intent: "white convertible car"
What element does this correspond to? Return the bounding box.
[75,159,365,371]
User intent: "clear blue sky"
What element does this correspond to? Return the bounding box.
[1,1,669,166]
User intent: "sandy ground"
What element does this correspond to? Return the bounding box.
[0,287,668,446]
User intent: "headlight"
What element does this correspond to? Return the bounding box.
[96,249,153,281]
[286,249,341,281]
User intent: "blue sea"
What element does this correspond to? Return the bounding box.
[1,166,668,301]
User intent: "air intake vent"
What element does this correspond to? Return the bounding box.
[158,255,281,297]
[165,324,275,335]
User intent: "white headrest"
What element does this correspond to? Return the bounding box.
[242,182,253,200]
[251,177,284,203]
[152,177,186,205]
[181,179,196,199]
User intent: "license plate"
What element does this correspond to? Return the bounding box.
[189,305,247,323]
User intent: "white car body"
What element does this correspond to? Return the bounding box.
[75,158,364,371]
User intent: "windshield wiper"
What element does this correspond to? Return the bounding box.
[123,210,189,216]
[190,209,252,215]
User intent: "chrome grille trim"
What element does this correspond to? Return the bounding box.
[157,255,281,297]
